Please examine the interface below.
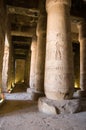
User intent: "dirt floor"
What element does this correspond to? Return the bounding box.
[0,92,86,130]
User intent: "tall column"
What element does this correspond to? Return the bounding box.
[7,48,15,92]
[27,0,47,100]
[2,43,9,92]
[24,50,31,86]
[35,0,46,93]
[2,13,11,93]
[45,0,74,100]
[0,0,6,93]
[38,0,80,114]
[77,21,86,97]
[29,36,37,89]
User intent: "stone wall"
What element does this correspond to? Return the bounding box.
[15,59,25,83]
[0,0,6,92]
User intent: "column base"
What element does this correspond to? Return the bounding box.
[38,97,81,114]
[27,88,44,101]
[74,90,86,98]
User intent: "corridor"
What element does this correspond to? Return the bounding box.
[0,0,86,129]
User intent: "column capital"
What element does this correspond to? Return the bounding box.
[77,20,86,41]
[46,0,71,12]
[36,14,47,36]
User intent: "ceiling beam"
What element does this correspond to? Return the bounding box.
[7,6,39,18]
[14,44,29,49]
[12,41,30,45]
[11,29,36,37]
[15,54,26,59]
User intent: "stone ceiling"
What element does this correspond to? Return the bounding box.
[5,0,86,59]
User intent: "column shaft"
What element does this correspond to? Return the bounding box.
[24,50,31,86]
[30,36,37,89]
[45,0,74,100]
[77,21,86,92]
[35,32,46,92]
[35,1,47,92]
[2,45,9,92]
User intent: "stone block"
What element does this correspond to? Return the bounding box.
[27,88,44,101]
[38,97,81,114]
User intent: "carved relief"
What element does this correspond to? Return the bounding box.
[55,40,66,60]
[47,32,65,60]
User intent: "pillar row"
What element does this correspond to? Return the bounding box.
[77,21,86,97]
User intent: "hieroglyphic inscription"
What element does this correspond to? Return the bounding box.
[55,33,65,60]
[55,73,73,86]
[47,32,65,60]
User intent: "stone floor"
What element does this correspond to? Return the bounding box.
[0,92,86,130]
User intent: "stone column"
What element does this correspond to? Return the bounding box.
[45,0,74,100]
[2,44,9,92]
[38,0,80,114]
[77,21,86,97]
[35,0,47,94]
[29,36,37,89]
[0,0,6,93]
[7,54,15,92]
[2,13,11,93]
[27,0,47,100]
[27,37,37,99]
[35,15,46,93]
[24,50,31,87]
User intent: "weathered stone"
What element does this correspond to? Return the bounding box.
[44,0,74,100]
[15,59,25,83]
[24,51,31,86]
[27,88,44,101]
[38,97,81,114]
[29,36,37,89]
[35,0,47,92]
[0,0,6,92]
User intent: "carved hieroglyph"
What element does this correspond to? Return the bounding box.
[44,0,74,100]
